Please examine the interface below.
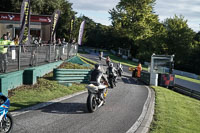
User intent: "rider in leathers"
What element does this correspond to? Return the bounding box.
[90,64,107,101]
[106,63,118,84]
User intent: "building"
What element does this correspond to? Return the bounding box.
[0,12,51,43]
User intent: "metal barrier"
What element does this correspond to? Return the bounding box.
[140,71,150,85]
[0,43,78,74]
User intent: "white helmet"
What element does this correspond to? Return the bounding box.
[110,63,113,67]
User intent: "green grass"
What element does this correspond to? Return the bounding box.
[8,62,92,111]
[59,62,93,69]
[150,86,200,133]
[175,75,200,84]
[108,54,148,71]
[9,78,86,111]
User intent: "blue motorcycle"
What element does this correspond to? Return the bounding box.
[0,93,13,133]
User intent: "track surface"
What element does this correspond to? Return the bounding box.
[12,53,149,133]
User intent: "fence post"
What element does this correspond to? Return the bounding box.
[49,44,51,62]
[18,45,21,70]
[36,45,38,66]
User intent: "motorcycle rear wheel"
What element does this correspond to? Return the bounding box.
[109,79,114,88]
[87,94,97,113]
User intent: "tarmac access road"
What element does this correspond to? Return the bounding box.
[12,53,149,133]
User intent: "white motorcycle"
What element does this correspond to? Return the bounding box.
[86,83,108,113]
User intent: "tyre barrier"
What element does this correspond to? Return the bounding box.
[53,69,92,84]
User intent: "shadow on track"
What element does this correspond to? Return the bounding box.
[39,102,89,114]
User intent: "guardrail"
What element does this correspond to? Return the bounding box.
[174,84,200,100]
[139,71,200,100]
[53,69,91,85]
[140,71,150,85]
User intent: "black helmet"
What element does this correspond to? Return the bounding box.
[95,64,100,69]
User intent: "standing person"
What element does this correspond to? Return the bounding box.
[0,34,14,72]
[38,37,42,46]
[29,37,38,66]
[137,63,142,78]
[62,38,66,44]
[6,32,11,41]
[54,38,61,61]
[14,35,19,45]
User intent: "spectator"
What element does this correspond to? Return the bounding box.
[6,32,11,41]
[62,38,66,44]
[0,34,14,72]
[54,38,61,61]
[29,37,39,66]
[38,37,42,46]
[14,34,19,45]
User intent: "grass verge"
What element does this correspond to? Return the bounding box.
[108,54,148,71]
[175,75,200,84]
[9,62,92,111]
[59,62,93,69]
[150,86,200,133]
[9,79,86,111]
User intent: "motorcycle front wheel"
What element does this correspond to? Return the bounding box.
[1,112,13,133]
[87,94,97,113]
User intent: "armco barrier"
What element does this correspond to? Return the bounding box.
[53,69,91,84]
[23,61,63,85]
[0,61,63,96]
[0,71,23,96]
[140,71,150,85]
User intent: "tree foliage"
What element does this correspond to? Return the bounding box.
[0,0,200,74]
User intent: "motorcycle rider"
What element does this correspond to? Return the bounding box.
[117,62,123,76]
[99,51,103,61]
[106,63,118,85]
[106,56,110,66]
[90,64,107,102]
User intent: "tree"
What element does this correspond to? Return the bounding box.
[163,15,195,70]
[109,0,160,58]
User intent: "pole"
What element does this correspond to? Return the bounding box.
[18,45,21,70]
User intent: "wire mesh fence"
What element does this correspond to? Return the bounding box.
[0,43,78,74]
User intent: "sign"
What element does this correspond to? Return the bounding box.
[50,10,61,43]
[19,0,31,45]
[0,12,51,23]
[78,21,85,45]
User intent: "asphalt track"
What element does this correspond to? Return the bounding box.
[12,53,149,133]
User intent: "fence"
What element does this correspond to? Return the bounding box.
[0,43,78,74]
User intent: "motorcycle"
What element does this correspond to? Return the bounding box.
[0,93,13,133]
[107,74,117,88]
[86,83,108,113]
[117,67,123,77]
